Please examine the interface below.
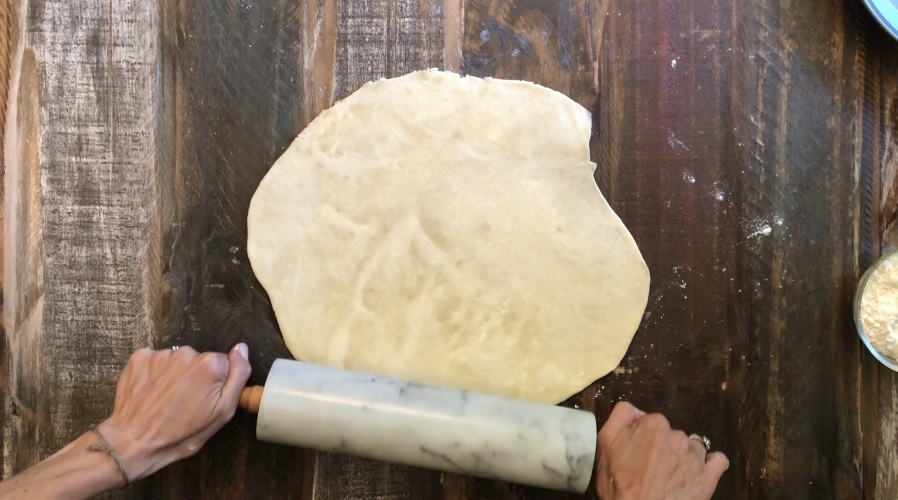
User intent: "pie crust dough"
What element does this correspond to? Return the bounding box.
[247,70,650,403]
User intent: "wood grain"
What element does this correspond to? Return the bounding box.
[0,0,18,480]
[3,0,898,499]
[595,0,733,498]
[3,2,161,500]
[0,0,12,296]
[151,1,305,497]
[867,7,898,497]
[6,0,155,448]
[461,0,604,108]
[314,1,448,497]
[456,2,607,498]
[727,1,897,496]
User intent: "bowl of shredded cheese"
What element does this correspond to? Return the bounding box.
[855,249,898,371]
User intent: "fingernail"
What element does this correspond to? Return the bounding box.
[234,343,248,359]
[634,407,646,417]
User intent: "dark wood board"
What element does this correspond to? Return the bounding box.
[3,0,898,498]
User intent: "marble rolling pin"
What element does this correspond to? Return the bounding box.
[238,359,597,493]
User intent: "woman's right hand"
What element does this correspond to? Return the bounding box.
[96,344,252,481]
[595,402,729,500]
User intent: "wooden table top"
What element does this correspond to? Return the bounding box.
[3,0,898,498]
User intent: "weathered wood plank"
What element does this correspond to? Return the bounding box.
[0,0,19,480]
[3,34,43,479]
[457,2,606,498]
[3,2,161,500]
[596,0,897,498]
[4,0,158,453]
[151,1,304,497]
[0,0,13,291]
[865,5,898,496]
[594,0,734,498]
[460,0,603,108]
[299,0,338,125]
[151,0,449,497]
[721,0,884,497]
[314,1,449,497]
[333,0,445,100]
[442,0,463,73]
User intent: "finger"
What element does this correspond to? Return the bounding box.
[172,345,199,360]
[698,451,729,497]
[125,349,156,390]
[122,347,154,379]
[114,348,158,415]
[130,347,155,360]
[197,350,230,377]
[219,343,253,414]
[703,452,729,479]
[598,402,645,450]
[664,432,705,495]
[661,430,690,477]
[687,436,709,458]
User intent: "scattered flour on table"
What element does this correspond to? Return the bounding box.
[668,129,691,152]
[710,181,726,201]
[748,225,772,238]
[860,256,898,361]
[743,213,784,239]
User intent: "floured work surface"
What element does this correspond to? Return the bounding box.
[248,70,649,404]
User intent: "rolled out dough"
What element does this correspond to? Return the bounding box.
[247,69,650,404]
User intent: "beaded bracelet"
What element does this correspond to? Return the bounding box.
[87,424,131,486]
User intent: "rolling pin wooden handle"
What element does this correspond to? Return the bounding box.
[238,386,264,414]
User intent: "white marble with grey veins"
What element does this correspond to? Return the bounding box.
[256,359,597,492]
